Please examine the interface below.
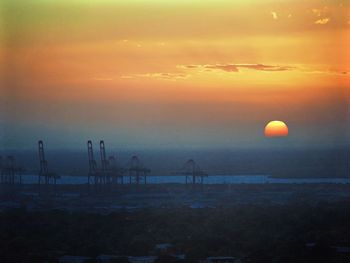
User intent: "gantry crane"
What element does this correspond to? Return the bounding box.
[87,140,124,185]
[38,140,58,184]
[0,155,23,184]
[126,155,150,184]
[176,159,208,184]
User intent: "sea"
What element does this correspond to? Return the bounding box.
[18,175,350,185]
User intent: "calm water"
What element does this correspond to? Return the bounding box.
[19,175,350,185]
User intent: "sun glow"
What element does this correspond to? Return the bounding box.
[264,120,289,137]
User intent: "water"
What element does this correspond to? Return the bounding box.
[19,175,350,185]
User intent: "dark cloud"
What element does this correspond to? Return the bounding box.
[236,64,295,71]
[206,64,239,72]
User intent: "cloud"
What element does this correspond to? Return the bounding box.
[271,11,278,20]
[296,65,349,75]
[315,18,330,25]
[306,69,349,75]
[182,63,295,73]
[122,64,348,81]
[205,64,239,72]
[121,72,189,80]
[236,64,294,71]
[311,6,330,25]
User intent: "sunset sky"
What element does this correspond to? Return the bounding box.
[1,0,349,150]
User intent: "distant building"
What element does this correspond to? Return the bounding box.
[96,254,159,263]
[201,256,241,263]
[97,254,128,263]
[59,255,91,263]
[128,256,158,263]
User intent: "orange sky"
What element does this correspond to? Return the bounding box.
[0,0,349,149]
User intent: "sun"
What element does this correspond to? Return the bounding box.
[264,120,289,137]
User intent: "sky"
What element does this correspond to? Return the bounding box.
[0,0,349,150]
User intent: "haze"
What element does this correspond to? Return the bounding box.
[1,0,349,150]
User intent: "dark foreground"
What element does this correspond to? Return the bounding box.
[2,202,350,262]
[2,183,350,212]
[2,184,350,262]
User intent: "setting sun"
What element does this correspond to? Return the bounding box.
[264,120,289,138]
